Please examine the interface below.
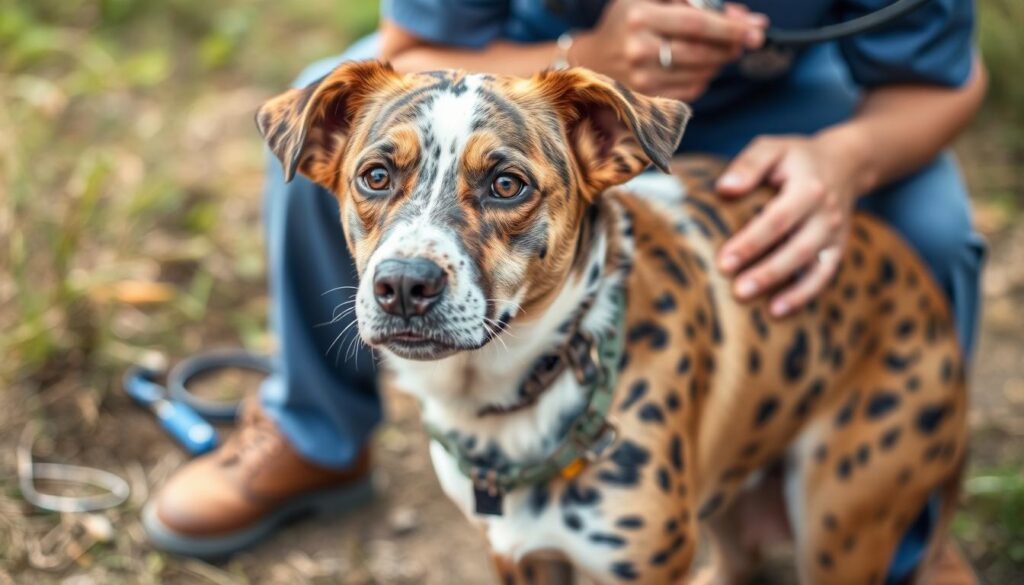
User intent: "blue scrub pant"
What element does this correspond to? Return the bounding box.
[257,35,983,581]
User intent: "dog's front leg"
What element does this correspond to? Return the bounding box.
[492,553,575,585]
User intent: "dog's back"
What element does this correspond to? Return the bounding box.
[595,156,967,584]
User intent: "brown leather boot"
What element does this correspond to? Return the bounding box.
[142,399,372,559]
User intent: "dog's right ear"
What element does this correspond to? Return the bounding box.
[256,60,400,184]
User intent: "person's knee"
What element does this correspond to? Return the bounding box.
[899,209,976,280]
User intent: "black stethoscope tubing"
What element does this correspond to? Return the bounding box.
[762,0,934,46]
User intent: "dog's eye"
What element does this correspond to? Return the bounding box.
[360,166,391,192]
[491,173,525,199]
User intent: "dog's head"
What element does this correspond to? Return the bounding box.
[257,62,689,360]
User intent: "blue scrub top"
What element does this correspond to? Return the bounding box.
[382,0,974,115]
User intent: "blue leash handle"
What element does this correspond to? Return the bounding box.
[123,366,219,456]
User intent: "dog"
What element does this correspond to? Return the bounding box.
[256,61,968,585]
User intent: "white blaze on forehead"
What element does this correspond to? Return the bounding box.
[420,74,485,216]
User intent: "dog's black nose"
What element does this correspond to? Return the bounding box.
[373,258,447,318]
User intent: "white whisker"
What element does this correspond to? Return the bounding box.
[321,285,360,296]
[326,318,360,358]
[314,304,358,328]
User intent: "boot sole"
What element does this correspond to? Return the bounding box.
[142,477,374,560]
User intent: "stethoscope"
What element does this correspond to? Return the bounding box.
[696,0,935,79]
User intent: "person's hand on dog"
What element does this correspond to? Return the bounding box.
[573,0,767,101]
[715,135,862,318]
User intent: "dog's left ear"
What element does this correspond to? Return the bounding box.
[256,60,401,184]
[535,68,691,194]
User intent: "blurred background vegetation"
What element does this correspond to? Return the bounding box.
[1,0,1022,583]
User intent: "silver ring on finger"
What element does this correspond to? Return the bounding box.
[817,247,839,265]
[658,40,673,70]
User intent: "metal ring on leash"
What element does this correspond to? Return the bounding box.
[166,349,273,422]
[17,424,130,513]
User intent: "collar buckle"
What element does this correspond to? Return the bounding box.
[564,331,602,386]
[582,421,619,463]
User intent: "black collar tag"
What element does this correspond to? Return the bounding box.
[473,486,504,516]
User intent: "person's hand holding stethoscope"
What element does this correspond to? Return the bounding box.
[569,0,768,102]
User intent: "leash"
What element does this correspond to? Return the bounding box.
[123,349,272,456]
[426,287,628,517]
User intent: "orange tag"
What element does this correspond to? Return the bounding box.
[560,459,587,480]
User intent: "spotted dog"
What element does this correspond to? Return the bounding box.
[256,61,968,584]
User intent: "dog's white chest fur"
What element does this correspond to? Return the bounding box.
[383,219,630,576]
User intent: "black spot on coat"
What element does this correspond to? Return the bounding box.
[754,397,780,427]
[590,533,627,548]
[698,493,724,519]
[638,402,665,424]
[628,321,669,350]
[597,441,651,486]
[669,435,684,471]
[880,426,902,450]
[616,516,644,530]
[610,561,639,581]
[783,329,809,381]
[620,380,648,412]
[865,391,901,420]
[917,403,951,435]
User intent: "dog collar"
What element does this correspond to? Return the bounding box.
[425,288,627,517]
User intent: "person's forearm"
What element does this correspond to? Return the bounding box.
[379,20,558,76]
[813,55,988,197]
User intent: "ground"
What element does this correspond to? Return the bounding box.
[1,1,1023,584]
